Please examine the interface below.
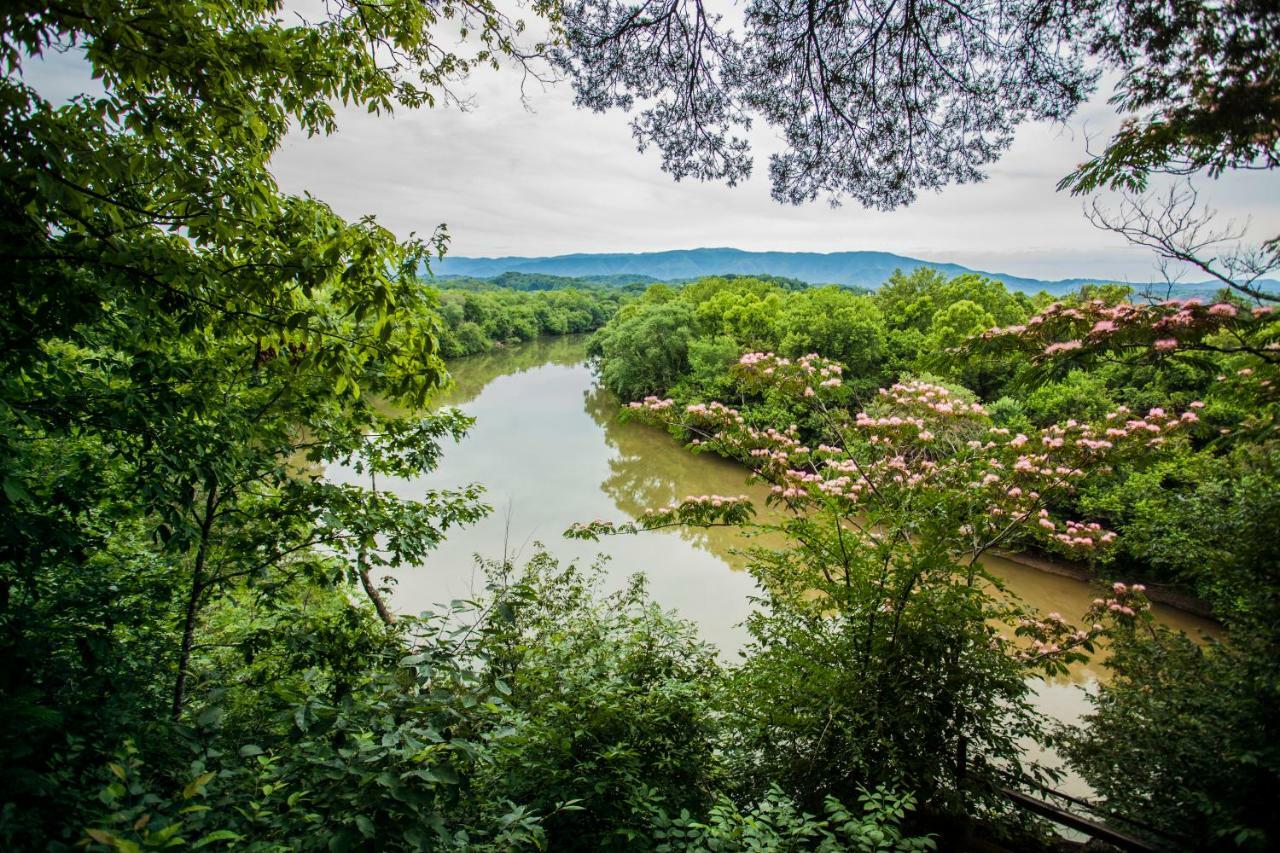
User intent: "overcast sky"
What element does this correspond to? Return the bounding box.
[25,14,1280,282]
[270,58,1280,282]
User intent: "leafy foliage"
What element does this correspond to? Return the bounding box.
[1063,622,1280,851]
[648,785,937,852]
[475,554,724,850]
[1060,0,1280,194]
[591,299,701,400]
[556,1,1278,211]
[0,0,552,844]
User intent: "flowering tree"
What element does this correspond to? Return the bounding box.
[970,292,1280,847]
[972,296,1279,434]
[569,351,1185,815]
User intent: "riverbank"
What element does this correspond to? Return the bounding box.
[994,548,1218,621]
[365,335,1221,837]
[401,337,1220,659]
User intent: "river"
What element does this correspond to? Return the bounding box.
[331,334,1217,748]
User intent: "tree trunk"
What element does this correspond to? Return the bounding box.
[357,471,395,626]
[359,554,396,626]
[172,482,217,721]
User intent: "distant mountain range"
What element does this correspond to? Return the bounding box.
[432,247,1276,297]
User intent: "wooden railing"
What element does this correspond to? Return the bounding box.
[995,770,1182,851]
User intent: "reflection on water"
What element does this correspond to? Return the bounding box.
[330,335,1218,729]
[433,335,590,408]
[329,336,761,651]
[585,384,790,574]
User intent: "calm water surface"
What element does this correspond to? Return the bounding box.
[332,335,1217,741]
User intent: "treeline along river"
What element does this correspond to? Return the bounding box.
[330,334,1217,761]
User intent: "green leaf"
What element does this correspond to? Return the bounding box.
[183,771,217,800]
[193,829,243,848]
[196,706,224,728]
[2,476,32,503]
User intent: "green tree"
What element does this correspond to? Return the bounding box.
[593,299,699,400]
[695,287,785,351]
[776,287,888,385]
[1,0,548,843]
[922,300,994,352]
[918,300,998,393]
[935,275,1032,329]
[876,268,951,333]
[1021,370,1119,427]
[477,555,724,850]
[685,335,743,399]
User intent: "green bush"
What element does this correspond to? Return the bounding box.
[477,554,724,850]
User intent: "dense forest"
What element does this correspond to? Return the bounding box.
[3,0,1278,851]
[429,279,628,358]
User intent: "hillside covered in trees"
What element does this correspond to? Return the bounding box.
[434,247,1280,297]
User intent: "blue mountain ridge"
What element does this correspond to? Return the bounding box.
[430,247,1277,297]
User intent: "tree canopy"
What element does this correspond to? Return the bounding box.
[554,0,1280,208]
[0,0,546,843]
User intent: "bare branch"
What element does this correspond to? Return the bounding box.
[1086,182,1280,304]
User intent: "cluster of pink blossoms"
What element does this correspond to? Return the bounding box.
[979,297,1275,365]
[683,400,747,426]
[630,395,676,412]
[853,382,987,445]
[1098,405,1199,448]
[1055,520,1116,549]
[735,352,846,398]
[875,380,987,417]
[632,396,747,439]
[1012,583,1151,667]
[644,493,752,515]
[1044,340,1083,355]
[1088,581,1149,619]
[1013,610,1095,664]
